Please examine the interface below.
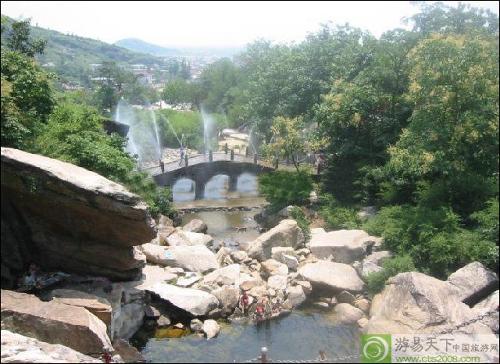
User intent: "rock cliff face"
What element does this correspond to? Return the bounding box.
[1,147,156,285]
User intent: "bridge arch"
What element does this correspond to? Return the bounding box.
[172,178,196,202]
[153,158,274,200]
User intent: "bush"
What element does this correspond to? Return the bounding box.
[289,206,311,242]
[318,194,362,230]
[123,171,176,219]
[366,255,416,294]
[259,170,313,211]
[471,198,499,243]
[363,204,498,278]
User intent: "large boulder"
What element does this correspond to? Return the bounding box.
[212,285,240,315]
[202,264,241,286]
[446,262,498,305]
[145,283,219,316]
[472,290,499,333]
[49,289,112,328]
[365,272,493,334]
[1,330,100,363]
[1,148,155,283]
[261,259,289,277]
[309,229,378,263]
[285,285,306,309]
[298,261,365,294]
[356,250,393,278]
[333,303,365,324]
[247,219,305,261]
[267,275,288,291]
[182,219,208,234]
[167,230,213,247]
[162,245,219,273]
[1,290,111,355]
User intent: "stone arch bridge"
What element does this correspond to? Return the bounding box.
[143,152,276,199]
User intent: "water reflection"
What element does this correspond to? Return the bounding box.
[204,174,229,200]
[172,178,196,202]
[236,173,258,197]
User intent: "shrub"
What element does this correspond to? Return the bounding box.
[258,170,313,211]
[363,204,498,278]
[123,171,176,219]
[366,255,416,294]
[318,194,362,230]
[289,206,311,242]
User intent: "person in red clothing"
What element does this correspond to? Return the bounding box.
[240,290,250,315]
[255,298,266,322]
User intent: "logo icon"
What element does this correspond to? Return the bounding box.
[361,334,391,363]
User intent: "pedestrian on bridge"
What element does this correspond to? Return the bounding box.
[179,146,185,166]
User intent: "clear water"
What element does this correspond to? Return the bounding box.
[181,210,261,250]
[140,310,360,363]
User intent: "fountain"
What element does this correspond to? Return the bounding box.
[114,99,162,166]
[149,108,163,161]
[201,106,214,155]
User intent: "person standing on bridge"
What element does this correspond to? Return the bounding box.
[179,145,185,166]
[160,160,165,173]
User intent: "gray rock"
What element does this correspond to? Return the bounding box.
[247,219,305,261]
[167,230,213,247]
[146,283,219,316]
[285,285,306,309]
[1,330,100,363]
[282,255,299,271]
[176,272,201,287]
[230,250,248,263]
[1,290,111,355]
[212,285,240,314]
[163,245,219,273]
[112,339,144,363]
[298,261,365,294]
[202,319,220,339]
[190,319,204,332]
[182,219,208,234]
[203,264,241,286]
[447,262,498,304]
[336,290,356,304]
[353,298,371,314]
[261,259,289,277]
[296,281,313,295]
[157,315,171,328]
[365,272,493,334]
[333,303,365,324]
[309,229,377,263]
[267,275,288,291]
[472,290,499,333]
[1,147,154,283]
[271,247,297,261]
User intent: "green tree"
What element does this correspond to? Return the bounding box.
[4,19,46,57]
[387,34,499,214]
[161,78,194,105]
[262,116,309,171]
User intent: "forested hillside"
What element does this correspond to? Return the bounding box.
[1,15,166,87]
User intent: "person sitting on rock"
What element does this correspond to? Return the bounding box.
[255,299,265,321]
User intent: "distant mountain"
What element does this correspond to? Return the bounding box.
[115,38,180,57]
[116,38,244,58]
[1,15,166,87]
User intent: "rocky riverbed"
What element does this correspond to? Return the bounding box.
[1,147,498,363]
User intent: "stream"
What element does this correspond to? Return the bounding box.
[134,174,361,362]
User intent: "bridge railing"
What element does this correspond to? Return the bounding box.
[137,149,316,176]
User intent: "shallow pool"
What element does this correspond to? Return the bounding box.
[139,309,360,363]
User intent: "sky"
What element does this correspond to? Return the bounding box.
[1,1,498,47]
